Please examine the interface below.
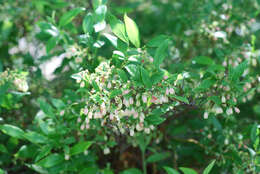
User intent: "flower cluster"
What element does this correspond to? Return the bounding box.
[0,69,29,92]
[73,61,178,138]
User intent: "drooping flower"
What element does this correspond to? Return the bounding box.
[83,108,88,115]
[234,107,240,113]
[226,108,233,115]
[103,147,110,155]
[142,94,147,103]
[203,112,209,119]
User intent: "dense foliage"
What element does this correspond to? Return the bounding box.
[1,0,260,173]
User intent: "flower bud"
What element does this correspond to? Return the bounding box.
[203,112,209,119]
[65,154,70,160]
[226,108,233,115]
[60,110,65,116]
[144,128,150,134]
[104,147,110,155]
[83,108,88,115]
[234,107,240,113]
[169,88,175,94]
[130,129,135,136]
[221,96,226,103]
[129,97,134,105]
[80,81,85,88]
[142,94,147,103]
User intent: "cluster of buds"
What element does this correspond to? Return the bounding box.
[0,69,29,92]
[65,44,87,63]
[73,61,178,138]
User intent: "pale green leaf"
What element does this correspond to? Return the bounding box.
[154,39,169,68]
[70,141,92,156]
[59,7,85,27]
[203,160,216,174]
[37,153,64,168]
[124,14,140,48]
[0,124,25,139]
[179,167,198,174]
[147,152,171,163]
[109,15,129,44]
[163,166,180,174]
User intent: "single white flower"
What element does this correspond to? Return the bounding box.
[203,112,209,119]
[60,110,65,116]
[83,108,88,115]
[142,94,147,103]
[144,128,150,134]
[226,108,233,115]
[103,147,110,155]
[169,88,175,94]
[129,97,134,105]
[107,82,112,88]
[130,129,135,136]
[80,124,85,130]
[215,107,223,114]
[234,107,240,113]
[221,96,226,103]
[65,154,70,160]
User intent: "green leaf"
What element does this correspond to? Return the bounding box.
[37,98,55,119]
[147,35,169,47]
[103,33,118,48]
[109,15,129,44]
[125,64,141,82]
[118,69,128,82]
[15,145,37,159]
[59,7,85,27]
[193,56,214,65]
[51,98,65,109]
[0,124,25,139]
[251,123,258,143]
[46,36,59,53]
[80,167,99,174]
[229,60,248,82]
[163,167,180,174]
[110,89,122,99]
[179,167,198,174]
[208,96,221,105]
[70,141,92,156]
[24,131,48,144]
[196,79,215,90]
[0,144,8,153]
[0,168,5,174]
[124,14,140,48]
[104,168,114,174]
[141,67,152,88]
[35,146,52,162]
[94,20,106,32]
[94,5,107,22]
[151,70,164,84]
[145,114,166,125]
[92,0,106,10]
[83,13,94,34]
[0,60,3,72]
[120,168,142,174]
[154,39,169,68]
[37,153,64,168]
[172,95,189,104]
[26,164,48,174]
[147,152,171,163]
[203,160,216,174]
[92,80,100,91]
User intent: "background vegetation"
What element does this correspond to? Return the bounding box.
[0,0,260,174]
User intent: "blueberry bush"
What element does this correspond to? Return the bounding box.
[1,0,260,174]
